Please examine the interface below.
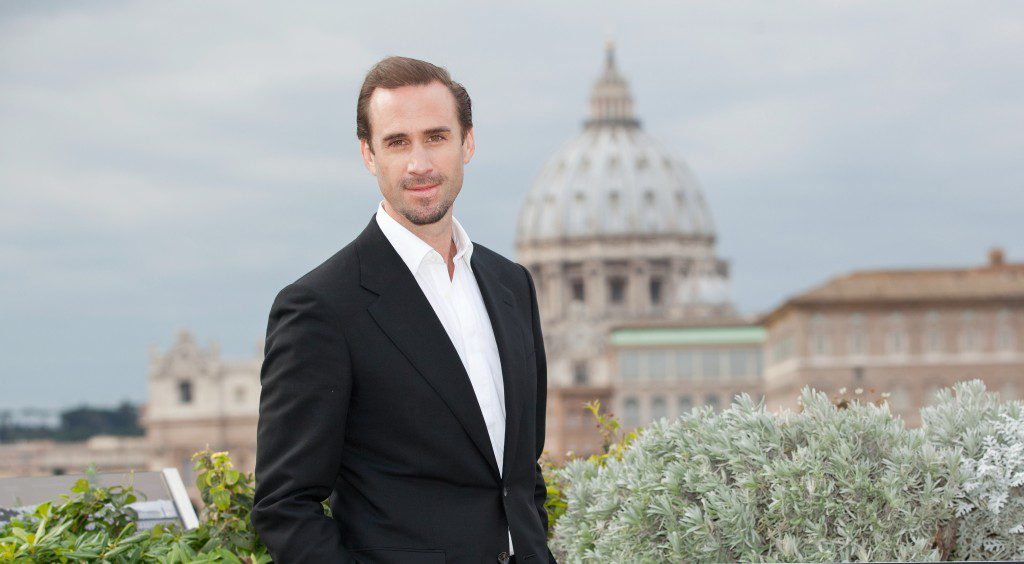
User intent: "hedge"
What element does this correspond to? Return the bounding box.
[2,380,1021,562]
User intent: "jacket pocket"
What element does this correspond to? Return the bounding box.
[351,547,446,564]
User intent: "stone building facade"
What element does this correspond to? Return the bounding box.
[142,330,261,490]
[516,44,738,459]
[609,322,765,435]
[0,435,149,477]
[761,249,1024,425]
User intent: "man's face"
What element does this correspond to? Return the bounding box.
[359,81,475,226]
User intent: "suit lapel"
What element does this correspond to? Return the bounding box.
[356,217,509,480]
[470,251,525,480]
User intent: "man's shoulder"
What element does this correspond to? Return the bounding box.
[472,241,518,268]
[269,239,363,317]
[291,240,360,293]
[471,241,530,287]
[284,216,377,298]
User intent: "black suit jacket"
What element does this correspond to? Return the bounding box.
[251,216,555,563]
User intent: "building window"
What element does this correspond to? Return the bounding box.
[234,386,246,403]
[886,330,907,355]
[847,314,866,356]
[608,277,627,304]
[619,351,640,380]
[675,351,693,378]
[996,309,1015,352]
[997,328,1015,352]
[648,351,667,380]
[623,397,640,428]
[960,328,980,353]
[570,279,585,303]
[572,361,588,385]
[706,394,721,412]
[649,278,663,305]
[812,333,830,356]
[677,395,693,416]
[959,310,979,353]
[848,332,866,355]
[853,365,865,381]
[885,312,907,355]
[728,349,749,377]
[810,314,830,356]
[700,350,721,377]
[925,330,944,354]
[650,396,667,422]
[178,380,193,404]
[772,336,794,364]
[923,310,942,354]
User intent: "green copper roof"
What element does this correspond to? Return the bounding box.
[611,326,766,347]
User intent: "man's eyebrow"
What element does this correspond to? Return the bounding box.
[381,131,408,144]
[423,127,451,136]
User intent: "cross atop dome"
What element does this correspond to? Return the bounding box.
[587,41,640,128]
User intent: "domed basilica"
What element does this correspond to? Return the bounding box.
[516,44,742,457]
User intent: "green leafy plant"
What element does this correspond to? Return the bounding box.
[0,451,270,563]
[190,449,263,556]
[543,399,639,538]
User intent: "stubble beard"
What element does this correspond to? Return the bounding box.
[397,173,456,226]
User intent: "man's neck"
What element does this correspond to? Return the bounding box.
[383,200,456,265]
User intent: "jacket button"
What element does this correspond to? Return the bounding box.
[503,486,510,497]
[497,551,510,563]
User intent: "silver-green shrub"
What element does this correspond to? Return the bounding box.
[922,380,1024,561]
[551,389,960,563]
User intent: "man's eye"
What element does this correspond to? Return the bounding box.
[428,135,446,142]
[387,139,407,147]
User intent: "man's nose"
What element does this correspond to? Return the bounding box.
[407,142,433,175]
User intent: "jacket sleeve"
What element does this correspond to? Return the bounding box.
[522,265,557,561]
[251,282,354,563]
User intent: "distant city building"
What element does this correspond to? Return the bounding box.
[516,43,738,459]
[761,248,1024,425]
[610,322,765,434]
[143,330,261,487]
[0,330,262,508]
[0,435,149,477]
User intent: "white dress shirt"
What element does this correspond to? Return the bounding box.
[375,202,514,554]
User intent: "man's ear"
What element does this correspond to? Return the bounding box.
[462,127,475,165]
[359,138,378,176]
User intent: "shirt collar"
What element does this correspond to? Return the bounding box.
[375,201,474,273]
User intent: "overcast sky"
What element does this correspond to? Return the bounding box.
[1,1,1021,411]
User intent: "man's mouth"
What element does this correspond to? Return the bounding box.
[406,183,440,192]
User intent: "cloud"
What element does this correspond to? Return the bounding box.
[1,0,1022,409]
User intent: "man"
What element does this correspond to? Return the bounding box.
[251,56,555,564]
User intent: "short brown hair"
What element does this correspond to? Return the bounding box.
[356,56,472,150]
